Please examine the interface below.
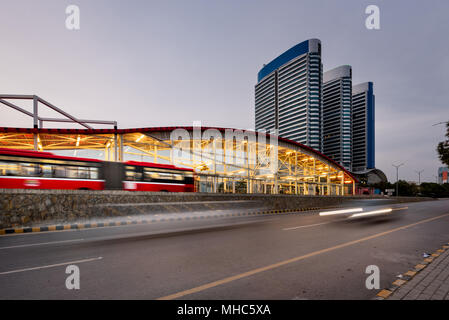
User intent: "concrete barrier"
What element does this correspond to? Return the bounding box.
[0,189,435,229]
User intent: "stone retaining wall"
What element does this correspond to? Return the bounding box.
[0,189,434,229]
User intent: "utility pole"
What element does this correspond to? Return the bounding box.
[392,162,405,197]
[416,170,424,185]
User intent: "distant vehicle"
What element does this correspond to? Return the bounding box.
[0,148,195,192]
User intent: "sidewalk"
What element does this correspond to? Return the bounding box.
[377,243,449,300]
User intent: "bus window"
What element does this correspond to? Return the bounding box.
[20,163,37,177]
[38,164,53,178]
[78,167,90,179]
[66,166,80,179]
[90,167,99,180]
[144,168,184,183]
[144,170,159,181]
[125,166,141,181]
[53,165,67,178]
[173,173,183,181]
[0,162,20,176]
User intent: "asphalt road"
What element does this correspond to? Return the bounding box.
[0,198,448,300]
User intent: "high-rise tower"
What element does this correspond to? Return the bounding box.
[352,82,375,172]
[255,39,323,151]
[322,65,353,170]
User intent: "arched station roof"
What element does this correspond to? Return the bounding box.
[0,126,357,182]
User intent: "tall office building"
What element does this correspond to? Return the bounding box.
[322,65,352,171]
[255,39,323,151]
[352,82,375,172]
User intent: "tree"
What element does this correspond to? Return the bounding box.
[420,182,449,198]
[397,180,419,196]
[437,122,449,166]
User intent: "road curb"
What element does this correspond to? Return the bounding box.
[0,206,334,236]
[375,242,449,300]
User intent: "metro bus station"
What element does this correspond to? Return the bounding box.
[0,95,357,195]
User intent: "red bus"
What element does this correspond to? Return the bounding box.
[0,148,195,192]
[122,161,194,192]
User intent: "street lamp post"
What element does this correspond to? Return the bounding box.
[416,170,424,185]
[392,163,405,197]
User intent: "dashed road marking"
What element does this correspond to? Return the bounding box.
[0,256,103,275]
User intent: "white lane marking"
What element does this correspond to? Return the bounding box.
[0,257,103,275]
[283,221,334,231]
[283,217,349,231]
[0,239,84,250]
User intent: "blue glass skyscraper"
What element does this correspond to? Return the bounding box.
[323,65,353,171]
[255,39,323,152]
[352,82,375,172]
